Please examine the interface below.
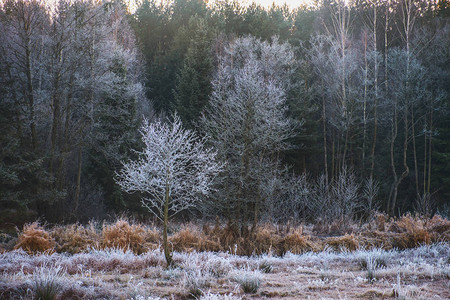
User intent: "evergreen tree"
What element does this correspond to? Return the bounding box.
[174,17,213,128]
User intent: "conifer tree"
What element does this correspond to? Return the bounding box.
[174,17,213,128]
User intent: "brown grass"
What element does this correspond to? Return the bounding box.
[51,222,100,254]
[169,228,201,252]
[101,219,146,254]
[388,214,431,249]
[251,226,281,255]
[375,213,387,231]
[325,234,359,251]
[6,214,449,256]
[279,229,318,255]
[14,222,55,254]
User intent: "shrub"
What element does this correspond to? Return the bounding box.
[101,219,146,254]
[14,222,55,254]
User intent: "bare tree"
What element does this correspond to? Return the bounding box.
[201,36,297,228]
[116,115,223,266]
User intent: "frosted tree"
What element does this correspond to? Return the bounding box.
[116,115,223,266]
[201,36,297,228]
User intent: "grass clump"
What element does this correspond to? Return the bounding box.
[183,268,210,298]
[365,255,378,283]
[51,222,100,254]
[325,233,359,251]
[234,270,262,294]
[101,219,146,254]
[14,222,55,254]
[258,259,273,273]
[32,265,64,300]
[170,228,201,252]
[279,229,317,255]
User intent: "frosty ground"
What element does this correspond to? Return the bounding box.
[1,243,449,299]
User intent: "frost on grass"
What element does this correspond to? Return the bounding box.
[179,252,232,296]
[232,269,262,293]
[0,243,448,298]
[200,291,242,300]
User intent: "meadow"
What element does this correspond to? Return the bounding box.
[1,215,449,299]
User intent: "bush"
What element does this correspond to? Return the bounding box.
[14,222,55,254]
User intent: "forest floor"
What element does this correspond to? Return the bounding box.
[0,215,449,299]
[0,244,449,299]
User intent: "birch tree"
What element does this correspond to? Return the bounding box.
[116,115,223,266]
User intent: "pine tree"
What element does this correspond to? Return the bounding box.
[174,17,213,128]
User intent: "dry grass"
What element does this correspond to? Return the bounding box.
[51,222,100,254]
[325,233,359,251]
[101,219,147,254]
[2,244,448,299]
[279,229,319,255]
[7,214,450,256]
[14,222,55,254]
[169,228,202,252]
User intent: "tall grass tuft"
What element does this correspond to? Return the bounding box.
[32,265,65,300]
[233,270,262,294]
[101,219,146,254]
[14,222,55,254]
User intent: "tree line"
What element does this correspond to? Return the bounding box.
[0,0,448,225]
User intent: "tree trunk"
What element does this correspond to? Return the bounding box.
[370,2,378,178]
[387,105,398,215]
[322,97,329,186]
[74,147,82,215]
[411,106,419,198]
[163,179,172,267]
[427,111,433,194]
